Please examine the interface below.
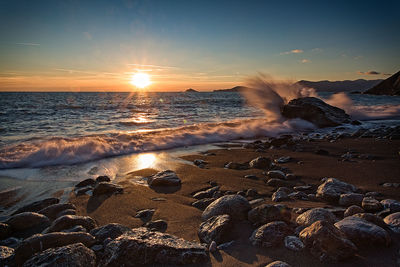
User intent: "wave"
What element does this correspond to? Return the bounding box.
[0,118,316,169]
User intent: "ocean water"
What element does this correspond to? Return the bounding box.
[1,91,400,170]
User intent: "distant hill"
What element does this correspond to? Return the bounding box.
[185,88,199,92]
[213,86,249,92]
[363,71,400,96]
[296,79,382,93]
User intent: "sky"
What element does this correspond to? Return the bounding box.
[0,0,399,91]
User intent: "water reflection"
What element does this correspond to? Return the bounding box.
[136,153,156,169]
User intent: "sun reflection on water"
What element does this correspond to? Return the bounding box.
[136,153,156,169]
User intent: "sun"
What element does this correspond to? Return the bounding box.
[130,73,151,88]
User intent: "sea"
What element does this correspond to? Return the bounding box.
[0,91,399,213]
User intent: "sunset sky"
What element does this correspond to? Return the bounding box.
[1,0,399,91]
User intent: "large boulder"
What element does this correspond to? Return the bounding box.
[147,170,181,187]
[299,220,357,262]
[316,178,357,203]
[248,204,291,227]
[90,223,132,243]
[38,203,76,221]
[198,214,232,244]
[15,232,96,265]
[12,198,59,215]
[202,195,251,221]
[99,227,208,266]
[281,97,350,127]
[335,216,390,247]
[250,221,291,247]
[338,193,363,207]
[296,208,337,227]
[6,212,50,232]
[45,215,97,233]
[22,243,96,267]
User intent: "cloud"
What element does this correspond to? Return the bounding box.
[127,63,179,70]
[15,43,40,46]
[280,49,303,55]
[357,70,381,75]
[301,59,311,63]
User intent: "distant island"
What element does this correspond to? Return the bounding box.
[213,86,249,92]
[185,88,199,93]
[363,71,400,96]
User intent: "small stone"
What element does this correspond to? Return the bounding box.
[12,198,59,215]
[45,215,96,233]
[249,157,271,169]
[339,193,364,207]
[344,205,364,217]
[208,241,217,252]
[250,221,291,247]
[244,175,258,180]
[192,198,216,210]
[296,208,337,227]
[275,156,291,164]
[75,178,96,188]
[267,170,286,180]
[144,220,168,232]
[362,197,383,212]
[246,188,258,198]
[147,170,181,187]
[272,190,289,202]
[193,186,220,199]
[93,182,123,196]
[284,236,304,251]
[202,195,251,221]
[134,209,155,222]
[265,260,292,267]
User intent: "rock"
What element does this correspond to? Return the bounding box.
[100,227,208,266]
[61,225,87,233]
[249,157,271,169]
[6,212,50,232]
[246,188,258,198]
[296,208,337,227]
[194,159,206,166]
[266,261,292,267]
[362,197,382,212]
[365,191,382,197]
[247,204,291,226]
[198,215,232,244]
[208,240,217,252]
[288,191,308,200]
[384,212,400,232]
[316,178,357,203]
[75,186,93,196]
[193,186,220,199]
[344,205,364,217]
[217,240,235,250]
[351,213,387,229]
[57,209,76,218]
[266,178,293,188]
[134,209,155,222]
[284,236,305,251]
[0,237,21,249]
[39,203,76,221]
[15,232,96,265]
[293,185,313,192]
[192,198,216,210]
[381,199,400,213]
[0,223,11,240]
[90,223,132,243]
[202,195,251,221]
[12,198,59,215]
[249,198,264,205]
[299,220,357,262]
[244,174,259,180]
[275,156,291,164]
[272,190,289,202]
[96,175,111,183]
[144,220,168,232]
[335,216,391,247]
[22,243,96,267]
[281,97,350,127]
[0,246,14,263]
[92,182,123,196]
[75,178,96,188]
[45,215,97,233]
[339,193,364,207]
[147,170,181,187]
[267,170,286,180]
[224,161,249,170]
[250,221,291,247]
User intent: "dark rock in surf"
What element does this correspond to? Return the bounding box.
[75,179,96,188]
[99,227,208,266]
[22,243,96,267]
[281,97,350,127]
[96,175,111,183]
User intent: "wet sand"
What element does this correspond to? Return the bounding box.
[70,137,400,266]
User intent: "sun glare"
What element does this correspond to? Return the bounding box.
[130,73,151,88]
[136,153,156,169]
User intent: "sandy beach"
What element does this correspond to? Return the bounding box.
[66,136,400,266]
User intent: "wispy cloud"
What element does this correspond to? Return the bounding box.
[15,42,40,46]
[127,63,179,70]
[357,70,381,75]
[280,49,303,55]
[301,59,311,63]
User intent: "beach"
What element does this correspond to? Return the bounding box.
[66,136,400,266]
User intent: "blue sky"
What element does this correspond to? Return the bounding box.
[0,0,399,91]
